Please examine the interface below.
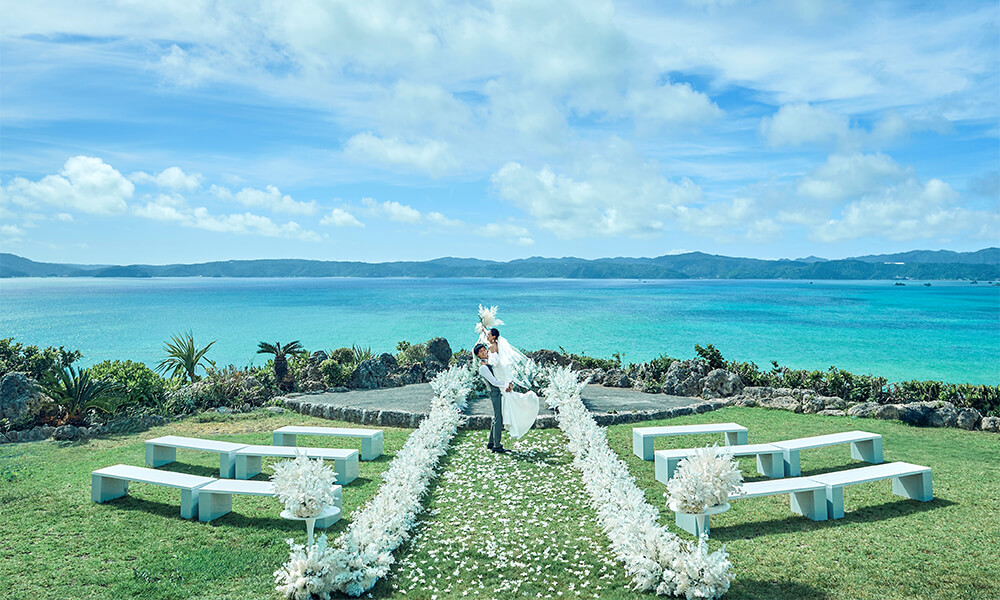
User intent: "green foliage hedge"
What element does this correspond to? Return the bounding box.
[0,337,81,381]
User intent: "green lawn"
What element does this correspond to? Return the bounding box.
[0,411,415,600]
[607,407,1000,600]
[2,407,997,600]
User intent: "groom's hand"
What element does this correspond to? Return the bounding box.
[506,383,513,392]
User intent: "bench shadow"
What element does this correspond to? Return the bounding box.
[156,462,220,478]
[709,497,956,542]
[727,578,831,600]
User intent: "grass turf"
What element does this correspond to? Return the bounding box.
[607,406,1000,600]
[2,406,997,599]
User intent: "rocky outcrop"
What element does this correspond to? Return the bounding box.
[1,372,34,422]
[701,368,744,399]
[603,369,632,388]
[426,337,452,366]
[347,356,391,389]
[526,349,572,368]
[661,359,710,396]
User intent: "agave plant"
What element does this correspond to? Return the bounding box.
[258,341,305,392]
[350,344,375,366]
[156,332,216,383]
[44,365,121,425]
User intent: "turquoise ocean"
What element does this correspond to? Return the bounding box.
[1,277,998,385]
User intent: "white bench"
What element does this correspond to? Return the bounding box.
[273,426,384,460]
[808,462,932,519]
[632,423,748,461]
[655,443,784,484]
[771,431,883,477]
[198,479,343,526]
[235,445,359,484]
[92,464,215,519]
[145,435,249,478]
[674,477,828,537]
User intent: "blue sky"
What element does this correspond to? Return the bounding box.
[1,0,997,264]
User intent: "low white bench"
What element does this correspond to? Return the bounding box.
[771,431,883,477]
[273,426,384,460]
[674,477,828,537]
[235,446,359,484]
[198,479,343,525]
[92,464,215,519]
[808,462,932,519]
[655,443,784,484]
[145,435,249,478]
[632,423,748,461]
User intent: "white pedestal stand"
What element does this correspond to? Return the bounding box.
[674,502,731,537]
[281,505,340,546]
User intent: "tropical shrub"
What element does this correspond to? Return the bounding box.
[694,343,726,370]
[89,360,166,409]
[350,344,375,366]
[0,337,81,381]
[558,347,621,370]
[258,341,305,392]
[43,365,121,426]
[328,347,355,365]
[395,340,428,365]
[156,332,216,383]
[318,359,349,386]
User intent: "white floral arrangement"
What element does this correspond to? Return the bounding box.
[274,365,474,598]
[475,304,503,336]
[270,453,341,518]
[545,366,734,599]
[666,446,744,515]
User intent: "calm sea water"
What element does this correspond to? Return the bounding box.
[1,277,998,384]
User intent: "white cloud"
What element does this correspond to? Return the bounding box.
[345,133,458,177]
[4,156,133,215]
[426,212,463,227]
[625,81,722,126]
[320,208,364,227]
[130,166,202,191]
[478,223,531,238]
[55,213,73,222]
[213,184,318,215]
[189,208,321,241]
[362,197,423,223]
[1,224,25,240]
[796,153,909,204]
[490,142,704,239]
[761,103,851,148]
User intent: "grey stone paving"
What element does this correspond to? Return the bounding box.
[291,383,696,418]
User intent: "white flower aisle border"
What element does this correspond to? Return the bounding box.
[544,366,735,600]
[274,365,474,599]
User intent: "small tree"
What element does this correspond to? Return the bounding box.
[156,332,216,383]
[258,341,305,392]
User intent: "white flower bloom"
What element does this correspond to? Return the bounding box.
[666,446,743,515]
[271,453,341,518]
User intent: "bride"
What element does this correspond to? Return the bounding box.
[476,305,539,439]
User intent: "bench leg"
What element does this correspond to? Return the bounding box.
[893,472,933,502]
[825,485,845,519]
[236,455,262,480]
[850,438,884,464]
[180,488,202,519]
[315,506,342,529]
[655,454,682,484]
[220,451,239,479]
[198,492,232,522]
[783,449,801,477]
[790,489,828,521]
[633,432,654,461]
[145,444,176,467]
[675,512,711,537]
[274,432,297,446]
[756,452,784,478]
[725,430,748,446]
[92,474,128,503]
[333,456,359,485]
[361,433,383,461]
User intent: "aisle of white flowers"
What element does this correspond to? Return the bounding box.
[274,366,474,599]
[391,429,635,598]
[545,367,735,599]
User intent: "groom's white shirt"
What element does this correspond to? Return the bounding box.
[478,361,507,389]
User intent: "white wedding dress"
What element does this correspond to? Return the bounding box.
[487,347,539,440]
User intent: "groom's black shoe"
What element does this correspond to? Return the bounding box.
[492,446,509,453]
[486,442,494,450]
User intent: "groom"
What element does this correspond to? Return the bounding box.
[475,343,511,453]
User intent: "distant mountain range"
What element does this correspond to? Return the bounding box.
[2,248,998,280]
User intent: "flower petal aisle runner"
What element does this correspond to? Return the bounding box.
[274,365,474,599]
[545,367,735,599]
[392,429,636,598]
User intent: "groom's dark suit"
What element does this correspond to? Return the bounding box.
[480,362,504,449]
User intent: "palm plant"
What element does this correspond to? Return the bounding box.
[258,341,305,392]
[156,332,216,383]
[44,365,121,425]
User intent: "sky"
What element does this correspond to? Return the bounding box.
[0,0,998,265]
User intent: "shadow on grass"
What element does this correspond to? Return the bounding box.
[728,578,831,600]
[710,496,956,542]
